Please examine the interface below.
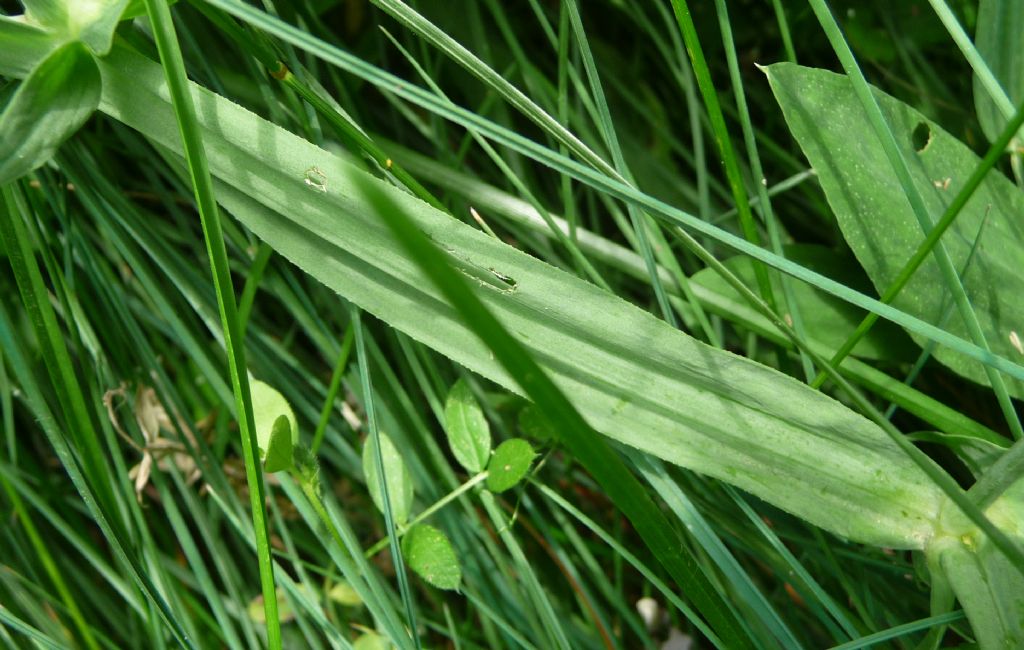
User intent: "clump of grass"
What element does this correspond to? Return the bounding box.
[1,1,1023,649]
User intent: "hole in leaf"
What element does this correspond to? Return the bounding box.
[303,165,327,192]
[439,246,518,294]
[912,122,932,152]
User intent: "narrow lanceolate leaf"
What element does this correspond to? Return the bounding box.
[766,63,1024,400]
[97,44,944,549]
[362,432,414,526]
[0,41,100,185]
[974,0,1024,146]
[486,439,535,494]
[400,525,461,591]
[443,378,491,473]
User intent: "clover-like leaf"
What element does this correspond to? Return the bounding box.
[443,378,491,473]
[250,379,297,473]
[362,432,414,526]
[262,415,293,473]
[401,524,461,591]
[486,439,535,493]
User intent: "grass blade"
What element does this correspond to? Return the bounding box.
[140,0,280,644]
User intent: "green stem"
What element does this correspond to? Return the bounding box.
[237,241,274,338]
[310,325,355,456]
[365,471,489,559]
[141,1,280,646]
[668,0,775,309]
[353,307,421,649]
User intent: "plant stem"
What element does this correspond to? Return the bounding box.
[141,0,280,645]
[365,471,489,559]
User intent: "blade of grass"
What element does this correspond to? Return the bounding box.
[925,0,1015,121]
[667,0,774,307]
[564,0,678,325]
[712,0,814,381]
[140,0,280,644]
[0,474,100,650]
[0,273,192,647]
[828,610,965,650]
[310,325,354,456]
[633,453,801,648]
[352,307,421,648]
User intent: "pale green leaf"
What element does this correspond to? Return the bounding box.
[974,0,1024,146]
[352,632,390,650]
[95,44,947,549]
[766,63,1024,400]
[443,378,491,473]
[400,524,461,591]
[930,483,1024,649]
[362,432,414,526]
[249,379,297,472]
[0,41,99,185]
[326,581,363,608]
[76,0,130,56]
[22,0,68,32]
[22,0,129,55]
[486,439,535,493]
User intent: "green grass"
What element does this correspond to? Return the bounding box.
[2,1,1024,648]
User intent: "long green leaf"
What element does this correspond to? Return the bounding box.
[766,63,1024,401]
[140,0,280,644]
[160,0,1024,388]
[929,482,1024,649]
[92,44,944,549]
[351,172,745,649]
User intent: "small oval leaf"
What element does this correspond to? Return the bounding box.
[250,380,297,472]
[362,432,414,525]
[352,632,390,650]
[263,415,293,473]
[400,524,461,590]
[486,439,535,493]
[326,581,363,608]
[443,378,491,473]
